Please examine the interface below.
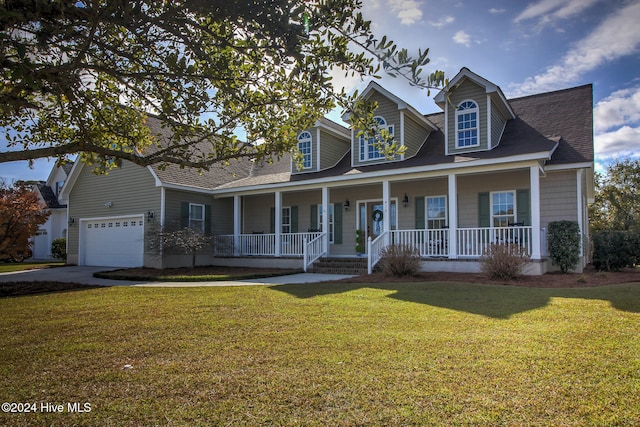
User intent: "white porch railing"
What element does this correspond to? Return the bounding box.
[457,226,533,257]
[390,229,449,257]
[303,233,327,272]
[213,232,322,257]
[367,232,388,274]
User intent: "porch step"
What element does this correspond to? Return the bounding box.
[309,257,368,275]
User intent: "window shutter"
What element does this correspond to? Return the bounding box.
[478,192,490,227]
[270,207,275,233]
[516,189,530,226]
[334,202,342,244]
[205,204,212,234]
[291,206,298,233]
[181,202,189,228]
[310,205,318,230]
[415,197,425,229]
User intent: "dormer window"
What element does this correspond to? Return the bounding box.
[456,100,479,148]
[297,131,312,169]
[359,116,394,161]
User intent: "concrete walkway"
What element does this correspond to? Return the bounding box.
[0,266,355,287]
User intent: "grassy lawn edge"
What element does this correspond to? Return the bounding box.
[93,268,304,282]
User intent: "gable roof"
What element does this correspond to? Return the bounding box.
[215,83,593,191]
[36,183,65,208]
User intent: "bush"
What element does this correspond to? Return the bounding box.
[51,237,66,261]
[378,244,421,277]
[592,231,640,271]
[548,221,581,273]
[481,243,528,280]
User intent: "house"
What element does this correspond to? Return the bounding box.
[60,68,594,274]
[30,162,73,259]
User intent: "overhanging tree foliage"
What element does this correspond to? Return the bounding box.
[0,0,445,172]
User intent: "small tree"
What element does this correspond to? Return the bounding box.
[0,184,50,261]
[51,237,67,261]
[161,227,211,268]
[547,221,581,273]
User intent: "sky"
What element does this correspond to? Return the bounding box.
[1,0,639,182]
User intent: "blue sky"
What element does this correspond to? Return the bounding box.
[1,0,638,182]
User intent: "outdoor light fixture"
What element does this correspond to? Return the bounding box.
[68,217,75,226]
[147,211,155,220]
[402,193,409,208]
[104,201,113,208]
[344,199,350,210]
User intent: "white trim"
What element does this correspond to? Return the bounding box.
[316,127,321,172]
[455,99,480,149]
[297,130,313,170]
[576,169,584,257]
[314,117,351,139]
[214,154,554,196]
[275,191,282,257]
[530,166,541,259]
[489,190,516,227]
[356,197,399,237]
[160,187,166,225]
[322,187,329,254]
[147,165,163,187]
[447,174,457,259]
[544,162,593,171]
[400,111,405,161]
[425,195,448,229]
[78,214,145,267]
[188,203,205,232]
[156,182,216,194]
[350,128,355,167]
[487,94,492,149]
[444,97,449,155]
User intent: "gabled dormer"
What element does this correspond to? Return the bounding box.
[342,81,438,167]
[291,117,350,174]
[434,68,516,156]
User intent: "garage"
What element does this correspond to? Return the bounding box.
[80,216,144,267]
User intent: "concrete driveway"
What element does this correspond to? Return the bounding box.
[0,266,354,287]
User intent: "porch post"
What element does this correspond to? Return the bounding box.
[275,191,282,257]
[530,166,541,260]
[233,195,241,256]
[448,173,458,259]
[576,169,584,259]
[321,186,329,256]
[382,179,391,245]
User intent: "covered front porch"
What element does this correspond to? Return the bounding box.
[211,164,555,274]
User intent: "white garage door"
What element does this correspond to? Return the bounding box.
[81,216,144,267]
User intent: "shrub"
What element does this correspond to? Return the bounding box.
[378,244,421,277]
[547,221,581,273]
[481,243,528,280]
[592,230,640,271]
[51,238,66,261]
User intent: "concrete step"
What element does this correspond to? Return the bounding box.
[309,257,368,275]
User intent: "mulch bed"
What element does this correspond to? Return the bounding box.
[114,266,299,278]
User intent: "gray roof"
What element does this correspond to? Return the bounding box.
[215,83,593,190]
[37,183,65,209]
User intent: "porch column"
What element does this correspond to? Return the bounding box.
[322,186,329,256]
[275,191,282,257]
[382,179,391,245]
[233,195,241,256]
[530,166,541,260]
[576,169,584,259]
[448,174,458,259]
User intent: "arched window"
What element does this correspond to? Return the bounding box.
[456,100,479,148]
[359,116,394,161]
[297,131,312,169]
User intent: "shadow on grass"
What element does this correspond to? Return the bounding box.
[0,282,105,298]
[271,281,640,318]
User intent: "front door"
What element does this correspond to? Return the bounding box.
[357,200,397,250]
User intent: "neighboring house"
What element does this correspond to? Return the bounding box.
[30,162,73,259]
[61,68,594,274]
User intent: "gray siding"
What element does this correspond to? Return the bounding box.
[68,161,160,259]
[403,113,431,158]
[319,129,350,170]
[447,79,487,154]
[163,189,214,229]
[540,171,578,226]
[491,98,507,148]
[212,197,234,235]
[353,91,401,166]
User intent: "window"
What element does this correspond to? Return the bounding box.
[426,196,447,229]
[189,203,205,232]
[318,204,335,243]
[456,100,479,148]
[359,116,394,161]
[297,131,312,169]
[491,191,515,227]
[282,207,291,233]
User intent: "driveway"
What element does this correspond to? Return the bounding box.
[0,266,354,287]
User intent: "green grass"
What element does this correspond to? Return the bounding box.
[0,261,64,273]
[1,281,640,426]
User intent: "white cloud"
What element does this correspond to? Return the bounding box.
[514,0,602,25]
[387,0,423,25]
[510,2,640,96]
[489,8,506,15]
[429,15,455,28]
[452,30,471,47]
[595,125,640,158]
[594,87,640,133]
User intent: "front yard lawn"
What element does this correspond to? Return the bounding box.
[1,281,639,426]
[0,261,64,273]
